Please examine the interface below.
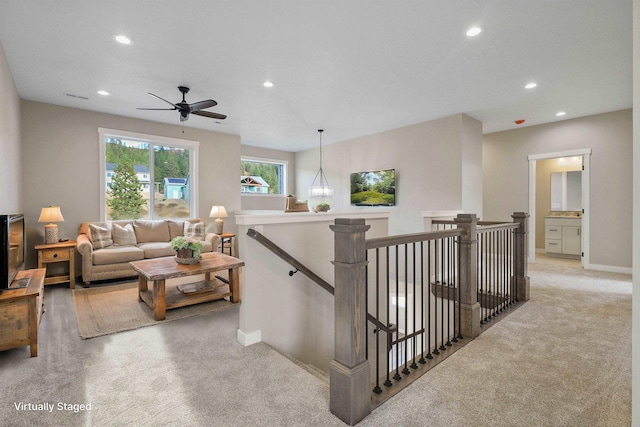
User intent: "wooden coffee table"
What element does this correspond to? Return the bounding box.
[130,252,244,321]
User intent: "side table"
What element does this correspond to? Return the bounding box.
[35,241,76,289]
[219,232,236,257]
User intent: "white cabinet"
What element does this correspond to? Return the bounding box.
[545,217,581,258]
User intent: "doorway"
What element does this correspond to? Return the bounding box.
[527,149,592,267]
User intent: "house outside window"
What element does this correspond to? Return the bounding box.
[241,157,287,195]
[99,128,199,221]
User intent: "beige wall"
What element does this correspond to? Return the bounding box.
[240,145,296,211]
[0,41,21,214]
[483,109,632,269]
[20,100,241,271]
[295,113,483,235]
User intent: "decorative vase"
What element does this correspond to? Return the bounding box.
[175,249,200,265]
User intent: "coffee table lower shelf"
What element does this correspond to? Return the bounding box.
[138,280,231,316]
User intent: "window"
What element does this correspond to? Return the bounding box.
[99,128,199,221]
[241,157,287,195]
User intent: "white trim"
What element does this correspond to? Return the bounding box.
[528,159,537,264]
[98,128,200,221]
[237,329,262,346]
[421,210,464,218]
[583,263,632,275]
[528,148,592,161]
[581,153,591,269]
[235,210,390,226]
[527,149,591,268]
[98,127,199,149]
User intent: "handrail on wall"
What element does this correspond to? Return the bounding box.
[246,228,394,334]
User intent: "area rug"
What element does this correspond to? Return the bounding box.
[72,280,237,339]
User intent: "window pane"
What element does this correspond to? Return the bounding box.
[154,144,191,218]
[105,138,151,220]
[103,137,193,220]
[241,160,285,195]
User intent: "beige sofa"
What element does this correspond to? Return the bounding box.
[76,218,221,286]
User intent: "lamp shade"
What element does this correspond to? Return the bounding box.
[38,206,64,223]
[209,205,228,219]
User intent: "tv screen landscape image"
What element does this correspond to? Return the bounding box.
[350,169,396,206]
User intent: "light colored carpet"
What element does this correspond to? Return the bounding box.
[0,257,631,426]
[72,278,236,339]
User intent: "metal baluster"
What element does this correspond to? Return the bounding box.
[384,246,392,388]
[432,239,440,355]
[419,242,427,364]
[411,242,419,369]
[393,245,401,381]
[452,235,459,343]
[427,240,433,359]
[402,244,410,375]
[373,248,382,394]
[446,236,452,347]
[439,237,446,352]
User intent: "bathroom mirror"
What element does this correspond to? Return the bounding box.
[550,171,582,211]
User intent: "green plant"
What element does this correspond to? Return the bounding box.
[170,236,203,258]
[314,202,331,212]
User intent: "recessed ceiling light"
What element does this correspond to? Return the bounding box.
[263,81,274,88]
[525,82,537,89]
[466,26,482,37]
[556,111,566,117]
[97,90,110,96]
[114,35,132,45]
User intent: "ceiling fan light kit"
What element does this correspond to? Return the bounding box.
[137,86,226,123]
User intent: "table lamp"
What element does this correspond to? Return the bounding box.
[38,206,64,244]
[209,205,228,234]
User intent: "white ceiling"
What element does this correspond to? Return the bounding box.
[0,1,632,152]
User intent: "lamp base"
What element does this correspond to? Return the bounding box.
[44,223,59,244]
[214,218,224,234]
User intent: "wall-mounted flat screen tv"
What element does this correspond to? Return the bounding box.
[350,169,396,206]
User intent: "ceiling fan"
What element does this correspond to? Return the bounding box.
[137,86,227,122]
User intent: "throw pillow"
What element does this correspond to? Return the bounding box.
[133,220,170,243]
[89,223,113,249]
[183,221,206,240]
[112,223,137,246]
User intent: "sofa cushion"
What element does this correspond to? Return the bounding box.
[89,223,113,249]
[137,242,174,259]
[184,221,205,240]
[112,223,137,246]
[167,220,185,240]
[133,220,170,243]
[92,246,144,265]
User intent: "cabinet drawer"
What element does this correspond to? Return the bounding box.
[545,239,562,253]
[41,249,70,263]
[545,226,562,239]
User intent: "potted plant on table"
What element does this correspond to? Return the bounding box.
[170,236,203,264]
[313,202,331,213]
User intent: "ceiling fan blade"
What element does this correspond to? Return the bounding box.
[137,107,177,111]
[148,92,178,108]
[192,110,227,120]
[189,99,217,111]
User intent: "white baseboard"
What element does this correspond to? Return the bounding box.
[584,263,632,275]
[237,329,262,346]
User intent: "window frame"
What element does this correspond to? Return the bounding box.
[98,128,200,221]
[241,156,288,196]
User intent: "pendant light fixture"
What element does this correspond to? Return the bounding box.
[308,129,333,198]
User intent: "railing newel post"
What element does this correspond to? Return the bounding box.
[511,212,531,302]
[329,218,371,426]
[454,213,481,338]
